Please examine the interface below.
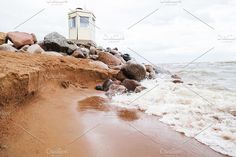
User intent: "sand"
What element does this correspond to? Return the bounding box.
[0,51,228,157]
[0,85,227,157]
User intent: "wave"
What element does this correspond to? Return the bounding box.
[111,62,236,156]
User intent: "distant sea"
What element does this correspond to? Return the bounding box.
[111,61,236,156]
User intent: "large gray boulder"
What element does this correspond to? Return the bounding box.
[43,32,77,55]
[121,63,146,81]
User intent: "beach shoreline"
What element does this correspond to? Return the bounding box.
[0,84,227,157]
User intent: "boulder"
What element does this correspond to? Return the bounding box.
[89,61,109,70]
[6,32,37,48]
[89,46,97,55]
[121,53,131,61]
[113,47,118,51]
[122,79,141,91]
[102,79,113,91]
[110,49,120,55]
[145,64,156,79]
[43,32,77,55]
[31,33,37,43]
[80,48,89,58]
[105,84,127,97]
[110,65,123,70]
[134,86,147,93]
[98,52,122,67]
[0,44,17,52]
[148,72,156,79]
[145,65,154,73]
[76,42,92,49]
[0,32,6,45]
[89,55,99,60]
[72,50,85,58]
[116,70,128,81]
[27,44,45,54]
[121,63,146,81]
[114,54,126,64]
[105,47,111,52]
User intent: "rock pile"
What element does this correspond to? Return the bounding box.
[0,31,160,97]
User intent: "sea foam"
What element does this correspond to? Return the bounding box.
[111,62,236,157]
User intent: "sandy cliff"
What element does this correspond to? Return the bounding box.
[0,51,116,107]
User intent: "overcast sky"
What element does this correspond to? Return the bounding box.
[0,0,236,63]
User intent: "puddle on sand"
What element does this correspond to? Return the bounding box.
[117,109,139,122]
[78,96,110,112]
[78,96,140,122]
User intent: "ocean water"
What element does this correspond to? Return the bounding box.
[111,62,236,156]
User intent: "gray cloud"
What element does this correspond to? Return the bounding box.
[0,0,235,63]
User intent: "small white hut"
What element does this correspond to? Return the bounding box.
[68,8,96,43]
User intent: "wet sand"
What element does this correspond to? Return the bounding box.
[0,85,227,157]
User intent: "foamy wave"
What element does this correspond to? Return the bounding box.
[111,75,236,156]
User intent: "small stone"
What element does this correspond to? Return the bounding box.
[122,79,141,91]
[171,74,181,80]
[121,53,131,61]
[116,70,128,81]
[0,44,17,52]
[89,46,97,55]
[102,79,113,91]
[89,55,99,60]
[95,84,103,91]
[113,47,118,51]
[27,44,45,54]
[72,49,85,58]
[80,47,89,58]
[172,80,183,84]
[134,86,147,93]
[97,46,104,51]
[105,84,127,97]
[105,47,111,52]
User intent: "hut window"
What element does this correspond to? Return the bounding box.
[69,17,76,28]
[80,16,89,27]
